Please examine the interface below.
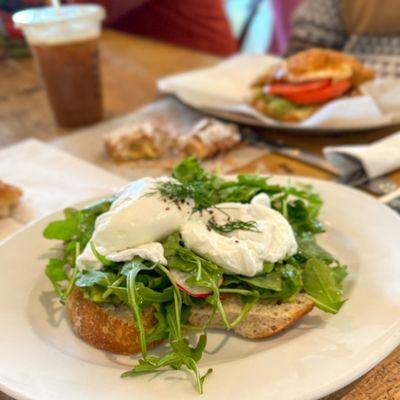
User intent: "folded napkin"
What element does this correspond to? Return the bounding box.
[0,139,127,241]
[323,131,400,178]
[158,54,400,129]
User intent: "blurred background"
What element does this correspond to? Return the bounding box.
[0,0,295,58]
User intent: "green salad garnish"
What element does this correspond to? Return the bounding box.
[43,157,347,393]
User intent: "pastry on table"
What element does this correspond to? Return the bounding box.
[104,121,170,162]
[181,118,241,159]
[0,180,22,218]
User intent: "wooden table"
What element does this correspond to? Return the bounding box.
[1,29,400,400]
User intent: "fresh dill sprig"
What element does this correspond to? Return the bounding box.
[151,179,217,211]
[151,181,196,205]
[207,219,260,234]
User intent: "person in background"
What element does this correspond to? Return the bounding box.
[0,0,41,58]
[268,0,303,55]
[1,0,237,57]
[287,0,400,77]
[68,0,238,56]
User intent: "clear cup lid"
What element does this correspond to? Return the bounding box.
[13,5,105,28]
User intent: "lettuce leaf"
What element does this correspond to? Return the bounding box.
[302,258,346,314]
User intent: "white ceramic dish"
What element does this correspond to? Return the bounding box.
[195,104,399,133]
[1,177,400,400]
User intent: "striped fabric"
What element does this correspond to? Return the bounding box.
[287,0,400,77]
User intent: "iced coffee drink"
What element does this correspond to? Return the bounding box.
[13,5,105,127]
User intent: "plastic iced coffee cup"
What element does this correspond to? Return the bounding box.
[13,5,105,127]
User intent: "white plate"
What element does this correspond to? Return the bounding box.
[195,105,399,133]
[1,177,400,400]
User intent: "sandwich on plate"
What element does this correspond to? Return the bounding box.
[43,157,347,393]
[249,48,375,122]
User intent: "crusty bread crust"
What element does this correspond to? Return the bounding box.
[0,180,22,218]
[251,48,375,87]
[67,287,158,355]
[181,118,241,160]
[283,48,375,86]
[67,287,314,354]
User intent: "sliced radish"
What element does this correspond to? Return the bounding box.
[169,269,223,298]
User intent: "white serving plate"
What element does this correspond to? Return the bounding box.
[1,176,400,400]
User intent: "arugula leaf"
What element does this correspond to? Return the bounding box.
[297,234,334,262]
[125,259,156,357]
[222,263,302,301]
[237,272,282,291]
[172,156,209,184]
[145,304,168,344]
[43,210,80,240]
[123,262,212,394]
[168,158,282,210]
[43,198,112,247]
[332,265,348,286]
[259,264,303,300]
[271,184,324,236]
[45,257,67,282]
[303,258,345,314]
[90,241,116,267]
[45,257,68,298]
[75,270,117,288]
[263,262,274,273]
[136,285,174,304]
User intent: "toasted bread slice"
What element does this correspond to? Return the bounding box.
[189,294,314,339]
[66,287,158,355]
[67,287,314,354]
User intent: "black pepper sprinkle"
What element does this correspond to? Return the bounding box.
[235,240,239,243]
[165,207,170,211]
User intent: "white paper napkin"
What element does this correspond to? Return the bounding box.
[0,139,127,241]
[158,54,400,129]
[323,131,400,178]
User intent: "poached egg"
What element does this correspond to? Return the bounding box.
[77,177,193,269]
[180,193,297,277]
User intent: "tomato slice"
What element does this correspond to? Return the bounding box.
[266,79,331,96]
[282,79,352,105]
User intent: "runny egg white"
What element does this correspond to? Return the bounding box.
[76,177,193,270]
[180,193,298,277]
